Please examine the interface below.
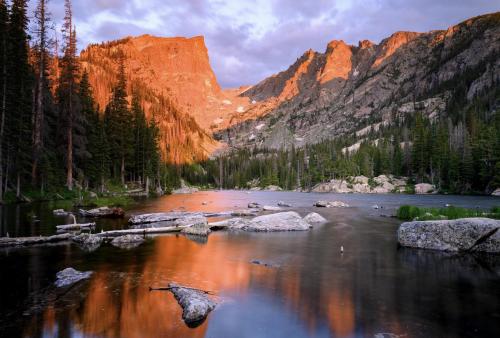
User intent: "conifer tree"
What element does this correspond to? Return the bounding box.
[0,0,8,201]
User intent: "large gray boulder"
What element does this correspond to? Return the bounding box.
[181,223,211,237]
[168,283,216,326]
[55,268,93,287]
[398,218,500,253]
[72,233,103,251]
[243,212,311,232]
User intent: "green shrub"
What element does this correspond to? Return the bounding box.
[397,205,500,221]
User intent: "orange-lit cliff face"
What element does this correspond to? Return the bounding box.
[80,35,222,164]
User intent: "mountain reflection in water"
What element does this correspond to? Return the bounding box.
[0,191,498,337]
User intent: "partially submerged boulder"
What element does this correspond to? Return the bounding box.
[209,218,250,230]
[79,207,125,218]
[55,268,93,288]
[314,201,350,208]
[248,202,261,209]
[231,209,260,217]
[492,188,500,197]
[277,201,292,207]
[181,223,211,237]
[243,212,311,232]
[174,215,208,228]
[262,205,283,211]
[303,212,328,224]
[398,218,500,253]
[168,283,216,326]
[72,233,103,251]
[111,234,145,249]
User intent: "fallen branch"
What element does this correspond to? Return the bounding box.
[0,233,74,248]
[149,285,215,295]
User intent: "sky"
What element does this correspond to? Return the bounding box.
[28,0,499,88]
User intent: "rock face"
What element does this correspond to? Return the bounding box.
[216,13,500,150]
[243,212,311,232]
[111,235,145,249]
[55,268,93,288]
[81,35,218,164]
[303,212,328,224]
[415,183,436,194]
[398,218,500,253]
[168,283,216,326]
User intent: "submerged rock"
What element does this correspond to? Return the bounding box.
[243,212,311,232]
[277,201,292,207]
[314,201,350,208]
[55,268,93,288]
[248,202,261,209]
[303,212,328,224]
[168,283,216,326]
[398,218,500,253]
[111,234,145,249]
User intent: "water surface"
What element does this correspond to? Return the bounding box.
[0,191,499,338]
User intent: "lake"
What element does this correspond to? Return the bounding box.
[0,191,499,338]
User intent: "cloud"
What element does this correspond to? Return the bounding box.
[28,0,499,88]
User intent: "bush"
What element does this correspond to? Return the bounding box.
[396,205,500,221]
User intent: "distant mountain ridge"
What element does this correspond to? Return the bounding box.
[216,12,500,150]
[80,12,500,161]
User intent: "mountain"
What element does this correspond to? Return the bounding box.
[80,35,223,164]
[215,12,500,150]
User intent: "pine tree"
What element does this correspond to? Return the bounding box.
[32,0,52,184]
[104,58,132,185]
[7,0,32,198]
[58,0,79,190]
[0,0,8,201]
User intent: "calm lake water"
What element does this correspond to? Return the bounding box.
[0,191,499,338]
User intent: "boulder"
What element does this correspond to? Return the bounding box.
[398,218,500,253]
[55,268,93,288]
[181,223,211,237]
[174,215,208,228]
[303,212,328,224]
[415,183,436,194]
[168,283,216,326]
[111,234,145,249]
[72,233,103,251]
[231,209,260,217]
[353,176,369,184]
[209,218,251,230]
[79,207,125,218]
[243,212,311,232]
[314,201,349,208]
[277,201,292,207]
[248,202,261,209]
[264,185,283,191]
[492,188,500,197]
[262,206,283,211]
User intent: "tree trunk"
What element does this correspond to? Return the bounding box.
[16,173,20,199]
[121,155,125,186]
[145,176,149,196]
[67,122,73,190]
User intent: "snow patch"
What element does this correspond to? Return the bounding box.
[255,123,266,131]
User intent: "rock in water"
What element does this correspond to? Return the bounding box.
[248,202,261,209]
[72,233,103,251]
[314,201,350,208]
[303,212,328,224]
[277,201,292,207]
[398,218,500,253]
[492,188,500,197]
[181,223,211,237]
[168,283,216,326]
[79,207,125,218]
[244,212,311,232]
[262,205,283,211]
[55,268,93,287]
[111,235,145,249]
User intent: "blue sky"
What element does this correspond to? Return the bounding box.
[29,0,500,88]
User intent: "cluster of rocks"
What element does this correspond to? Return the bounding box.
[398,218,500,253]
[312,175,408,194]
